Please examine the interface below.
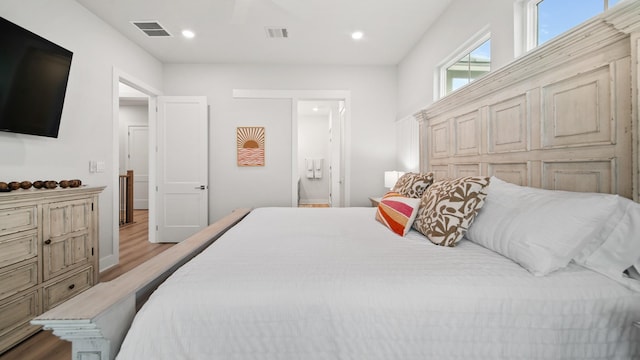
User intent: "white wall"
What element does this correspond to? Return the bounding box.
[298,114,331,204]
[0,0,163,270]
[395,116,420,173]
[394,0,517,170]
[163,64,397,220]
[397,0,516,119]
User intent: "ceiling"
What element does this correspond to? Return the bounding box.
[75,0,452,65]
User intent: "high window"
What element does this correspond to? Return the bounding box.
[439,31,491,98]
[525,0,621,50]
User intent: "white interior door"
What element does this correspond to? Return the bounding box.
[328,110,337,206]
[330,102,345,207]
[127,125,149,209]
[156,96,208,243]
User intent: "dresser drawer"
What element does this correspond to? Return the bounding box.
[0,290,39,339]
[0,230,38,268]
[0,319,40,357]
[0,206,37,237]
[42,267,93,311]
[0,260,38,301]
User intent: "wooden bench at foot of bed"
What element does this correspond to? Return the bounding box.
[31,208,251,360]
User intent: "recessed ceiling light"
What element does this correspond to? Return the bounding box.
[312,107,319,112]
[182,29,195,39]
[351,31,364,40]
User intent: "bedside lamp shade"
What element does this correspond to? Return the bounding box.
[384,171,404,189]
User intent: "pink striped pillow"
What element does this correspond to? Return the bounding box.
[375,192,421,236]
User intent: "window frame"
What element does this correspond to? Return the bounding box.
[436,28,491,100]
[519,0,620,54]
[524,0,542,53]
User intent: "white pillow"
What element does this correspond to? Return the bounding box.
[573,196,640,290]
[466,177,619,276]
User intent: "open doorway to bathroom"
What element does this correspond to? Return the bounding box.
[297,100,345,207]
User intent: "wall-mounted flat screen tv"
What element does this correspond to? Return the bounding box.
[0,17,73,138]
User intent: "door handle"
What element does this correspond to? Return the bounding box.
[195,185,206,190]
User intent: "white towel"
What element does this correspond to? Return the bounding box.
[305,158,314,178]
[314,158,323,179]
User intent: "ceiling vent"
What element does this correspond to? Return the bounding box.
[131,21,172,37]
[265,27,288,39]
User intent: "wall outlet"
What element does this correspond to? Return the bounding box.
[89,160,97,173]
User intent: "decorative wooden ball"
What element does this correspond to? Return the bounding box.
[70,179,82,188]
[8,182,20,190]
[33,181,44,189]
[44,181,58,189]
[20,181,32,190]
[0,182,9,191]
[59,180,70,188]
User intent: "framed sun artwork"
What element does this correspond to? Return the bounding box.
[236,126,265,166]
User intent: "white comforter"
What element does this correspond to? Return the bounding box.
[117,207,640,359]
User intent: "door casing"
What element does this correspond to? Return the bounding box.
[109,68,162,271]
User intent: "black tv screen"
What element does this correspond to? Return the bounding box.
[0,17,73,138]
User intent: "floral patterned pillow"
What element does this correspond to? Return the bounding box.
[392,172,434,198]
[413,176,490,247]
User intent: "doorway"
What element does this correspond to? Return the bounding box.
[297,100,344,207]
[118,82,149,211]
[108,70,208,272]
[105,69,161,271]
[117,84,149,262]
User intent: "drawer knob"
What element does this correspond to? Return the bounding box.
[68,284,75,290]
[44,239,51,245]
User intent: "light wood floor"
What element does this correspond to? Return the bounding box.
[298,203,330,208]
[0,210,174,360]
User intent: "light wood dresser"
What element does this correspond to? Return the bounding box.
[0,186,104,354]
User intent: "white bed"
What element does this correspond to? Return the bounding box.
[116,207,640,360]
